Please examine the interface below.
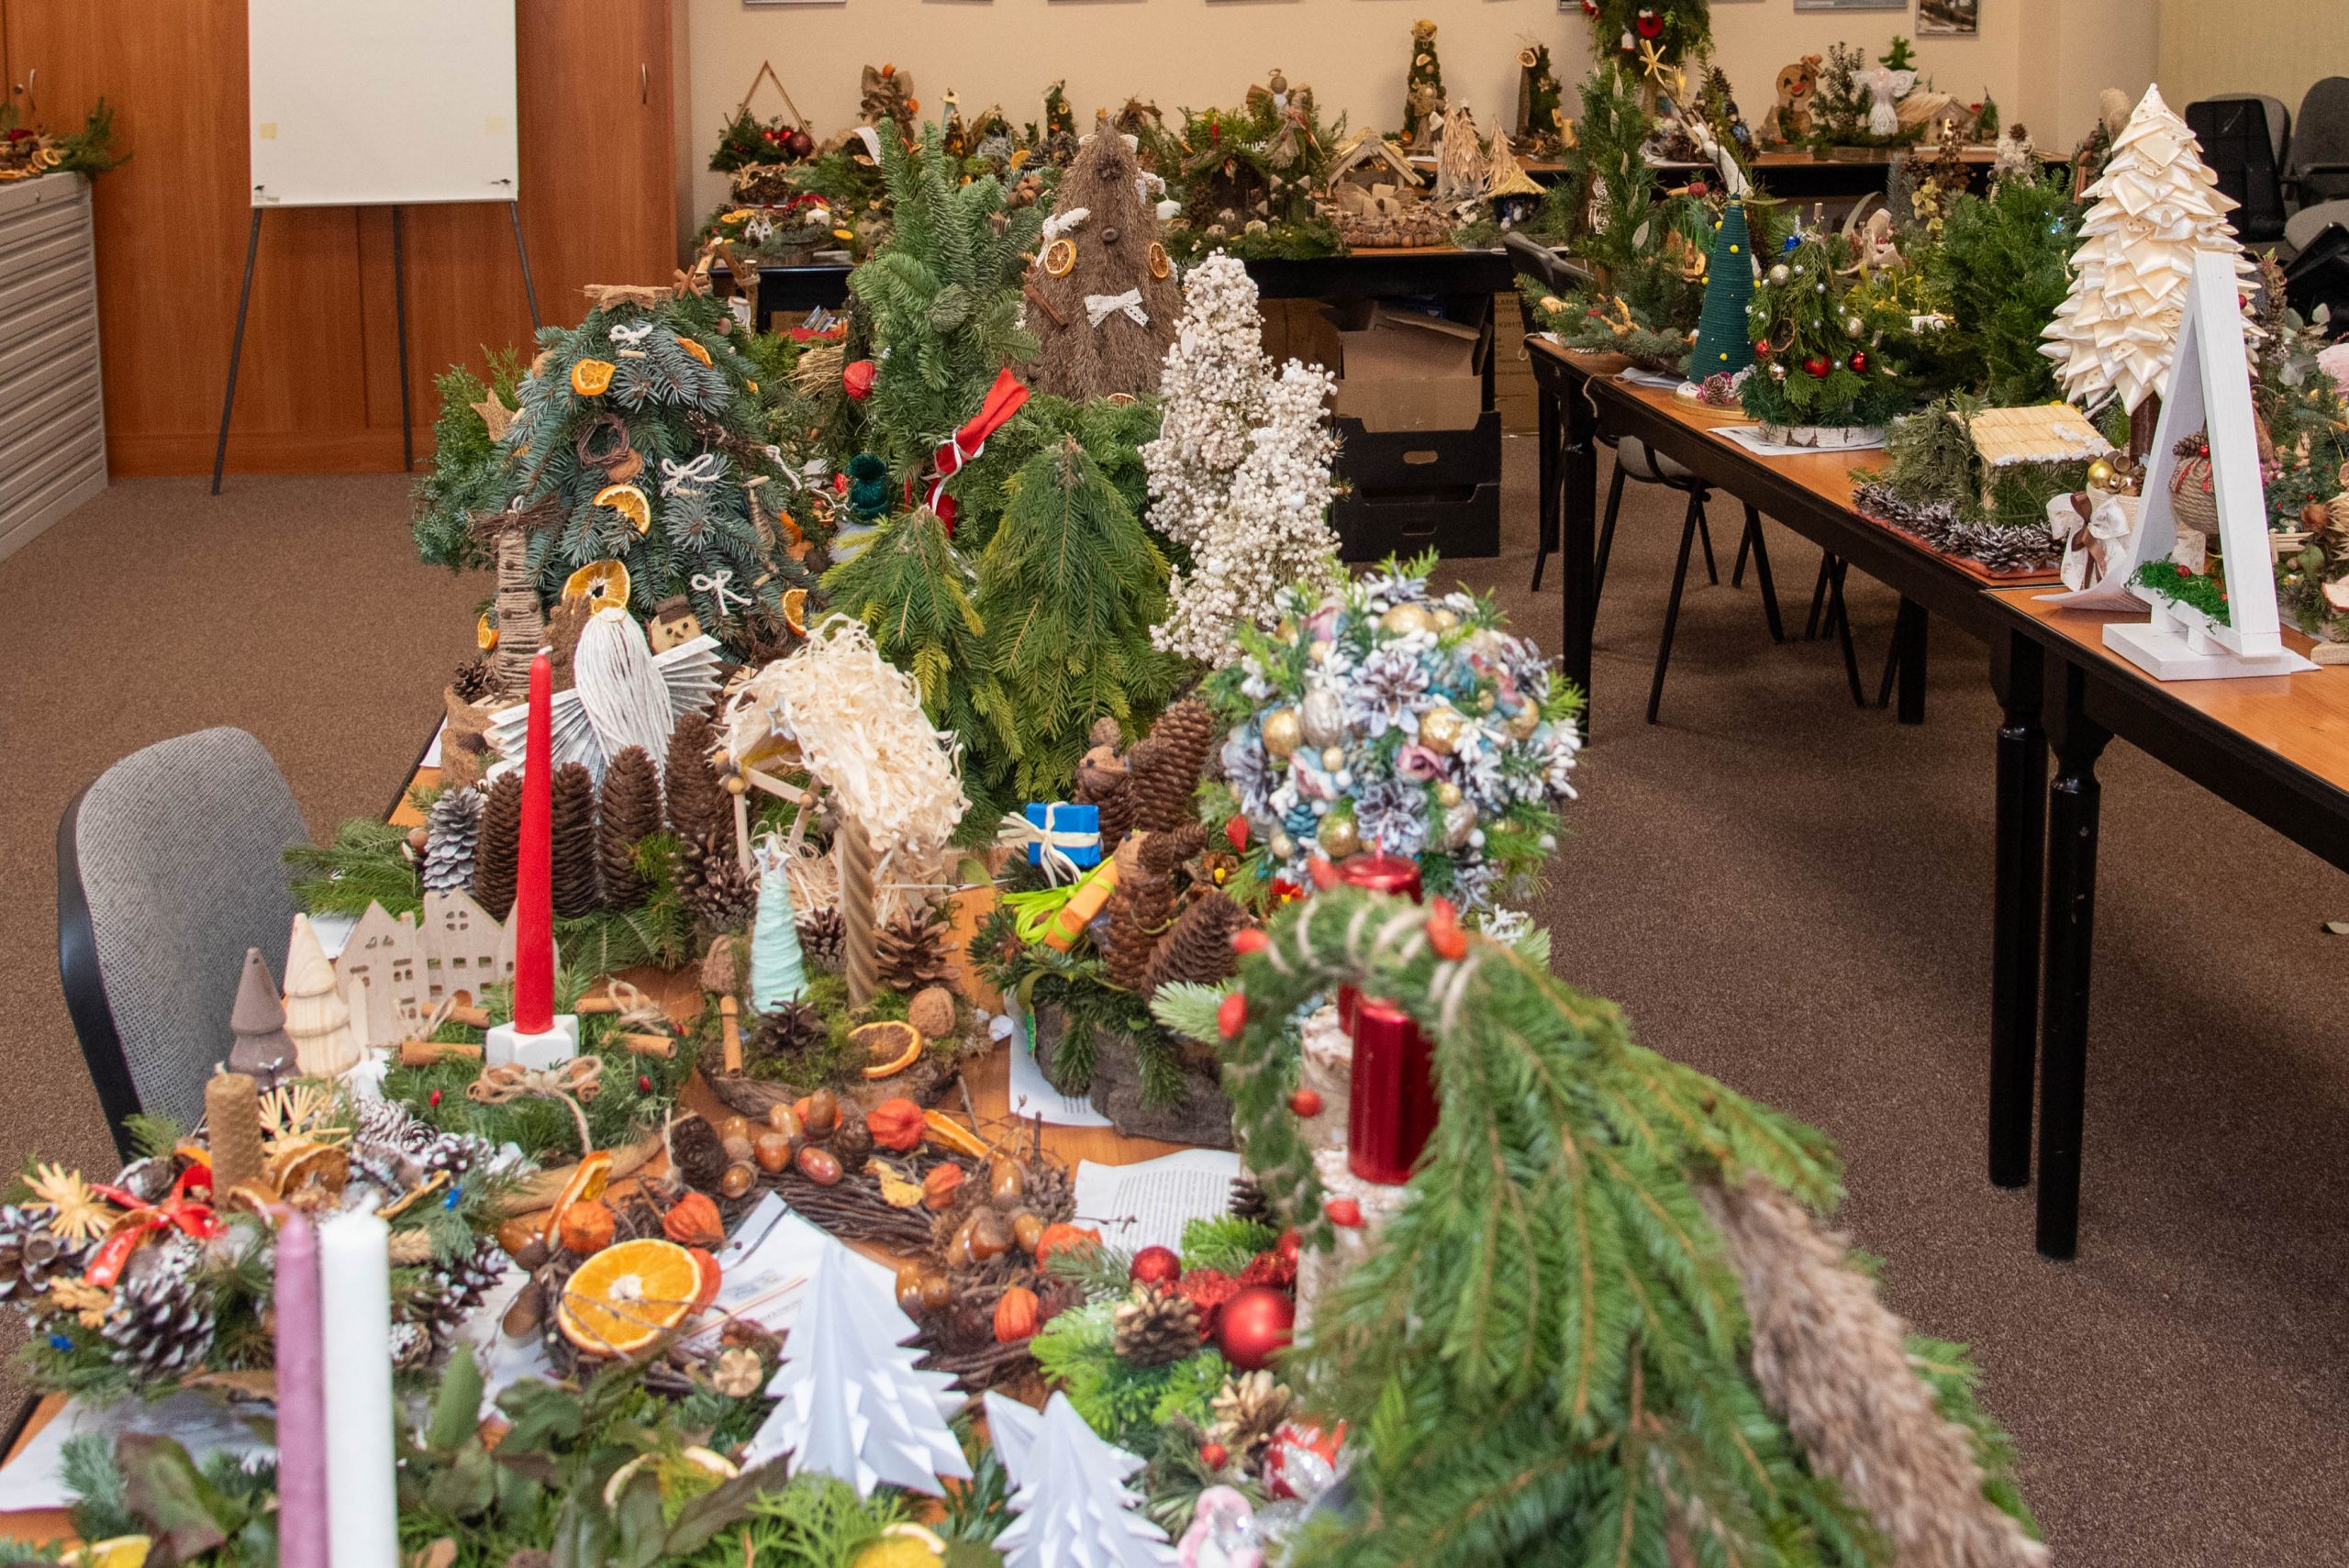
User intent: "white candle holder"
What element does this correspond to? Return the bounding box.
[484,1014,579,1070]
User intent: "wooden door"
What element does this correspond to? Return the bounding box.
[2,0,679,478]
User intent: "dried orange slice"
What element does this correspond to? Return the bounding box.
[594,484,652,536]
[571,359,617,396]
[854,1020,923,1080]
[920,1110,992,1160]
[556,1237,701,1356]
[780,585,809,636]
[679,338,713,366]
[562,558,632,610]
[540,1149,615,1248]
[475,612,500,652]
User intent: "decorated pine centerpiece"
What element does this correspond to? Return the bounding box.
[1740,230,1917,447]
[1205,554,1583,912]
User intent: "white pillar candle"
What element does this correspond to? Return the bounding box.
[318,1203,399,1568]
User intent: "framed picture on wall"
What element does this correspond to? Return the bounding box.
[1918,0,1979,32]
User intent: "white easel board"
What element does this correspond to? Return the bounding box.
[248,0,519,208]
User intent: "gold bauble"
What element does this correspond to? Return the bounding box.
[1320,746,1346,771]
[1308,641,1333,665]
[1317,813,1363,859]
[1431,608,1460,630]
[1436,781,1463,807]
[1508,704,1543,740]
[1268,831,1294,859]
[1261,708,1303,758]
[1276,617,1299,641]
[1442,800,1479,850]
[1416,704,1467,755]
[1477,691,1497,712]
[2086,458,2117,492]
[1379,603,1438,638]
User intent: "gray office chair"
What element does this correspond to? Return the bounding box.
[2288,78,2349,206]
[2285,199,2349,255]
[58,728,309,1156]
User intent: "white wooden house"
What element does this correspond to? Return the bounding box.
[331,890,544,1043]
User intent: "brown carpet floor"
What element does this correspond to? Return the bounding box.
[6,445,2347,1563]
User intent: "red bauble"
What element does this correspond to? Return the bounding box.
[1848,350,1869,373]
[785,128,815,159]
[429,1088,442,1107]
[1130,1245,1182,1286]
[1803,355,1832,378]
[1200,1440,1230,1470]
[842,359,877,401]
[1753,339,1774,360]
[1216,1284,1296,1371]
[1276,1228,1301,1265]
[1635,8,1664,38]
[1288,1087,1323,1118]
[1325,1196,1364,1228]
[1217,992,1249,1039]
[1232,928,1268,955]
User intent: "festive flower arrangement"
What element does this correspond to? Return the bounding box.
[1205,555,1583,911]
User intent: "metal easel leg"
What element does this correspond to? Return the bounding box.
[509,201,542,331]
[211,208,264,496]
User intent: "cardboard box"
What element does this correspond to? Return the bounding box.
[1327,300,1486,433]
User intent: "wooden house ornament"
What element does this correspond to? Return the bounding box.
[331,891,551,1044]
[1321,131,1452,248]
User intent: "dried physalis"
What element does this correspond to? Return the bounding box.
[994,1285,1042,1342]
[662,1192,725,1250]
[866,1098,925,1152]
[922,1163,965,1211]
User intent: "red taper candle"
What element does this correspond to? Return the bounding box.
[512,649,555,1034]
[1348,998,1436,1184]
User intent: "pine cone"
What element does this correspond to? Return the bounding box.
[682,837,757,934]
[1111,1284,1203,1367]
[597,746,664,908]
[0,1209,90,1304]
[451,659,497,705]
[875,902,954,994]
[1142,821,1208,875]
[1209,1369,1295,1463]
[665,713,730,846]
[671,1117,729,1194]
[401,1232,508,1355]
[751,998,827,1061]
[423,787,485,895]
[1129,697,1215,834]
[1103,863,1174,994]
[103,1237,215,1382]
[1094,774,1137,854]
[1141,890,1252,995]
[473,772,524,919]
[550,762,602,917]
[1227,1175,1272,1224]
[796,906,846,974]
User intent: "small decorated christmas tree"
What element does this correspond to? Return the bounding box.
[977,437,1184,803]
[746,840,807,1013]
[1687,198,1759,384]
[1513,45,1565,154]
[1023,117,1180,402]
[746,1240,969,1496]
[1397,20,1445,150]
[982,1392,1177,1568]
[282,915,361,1080]
[2041,83,2248,453]
[1740,231,1912,437]
[1140,255,1275,551]
[1588,0,1714,74]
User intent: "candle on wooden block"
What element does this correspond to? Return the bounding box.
[272,1211,329,1568]
[204,1071,265,1197]
[485,650,581,1071]
[318,1204,398,1568]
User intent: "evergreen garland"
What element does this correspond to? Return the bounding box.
[412,350,527,573]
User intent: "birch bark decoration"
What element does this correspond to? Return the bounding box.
[492,530,544,699]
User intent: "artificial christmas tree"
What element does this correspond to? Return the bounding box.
[1685,198,1759,386]
[982,1391,1177,1568]
[473,771,523,919]
[2041,83,2250,454]
[1397,20,1445,150]
[283,915,361,1080]
[1588,0,1712,75]
[747,1239,970,1496]
[1141,255,1275,552]
[548,762,602,918]
[974,436,1183,805]
[1152,361,1341,666]
[595,745,662,908]
[227,947,296,1089]
[1023,116,1180,402]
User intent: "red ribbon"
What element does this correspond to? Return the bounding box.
[83,1197,224,1288]
[917,368,1030,534]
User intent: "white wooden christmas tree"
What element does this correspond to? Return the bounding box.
[745,1239,969,1497]
[282,914,362,1079]
[982,1391,1177,1568]
[2041,83,2250,429]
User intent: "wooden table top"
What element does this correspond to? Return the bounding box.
[1987,588,2349,792]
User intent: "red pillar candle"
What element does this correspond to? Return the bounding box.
[1348,999,1437,1184]
[512,649,556,1035]
[1334,851,1421,1030]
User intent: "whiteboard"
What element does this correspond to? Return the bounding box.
[248,0,519,208]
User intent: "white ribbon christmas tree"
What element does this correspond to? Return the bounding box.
[983,1392,1177,1568]
[744,1238,969,1497]
[2041,83,2252,417]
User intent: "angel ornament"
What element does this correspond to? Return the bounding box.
[1854,63,1917,138]
[484,606,720,784]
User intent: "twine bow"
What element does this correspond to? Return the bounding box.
[601,978,671,1036]
[997,808,1097,885]
[691,569,754,615]
[1085,290,1149,328]
[470,1057,605,1158]
[661,452,725,497]
[609,322,656,347]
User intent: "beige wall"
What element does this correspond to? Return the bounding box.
[2159,0,2349,129]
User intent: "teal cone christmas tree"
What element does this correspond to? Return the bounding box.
[748,841,808,1013]
[1688,199,1759,383]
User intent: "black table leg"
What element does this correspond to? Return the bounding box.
[1987,629,2046,1189]
[2038,659,2110,1260]
[1559,376,1599,728]
[1742,505,1784,643]
[1894,596,1929,725]
[1533,382,1559,592]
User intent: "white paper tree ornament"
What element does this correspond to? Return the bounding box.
[743,1239,969,1497]
[983,1391,1178,1568]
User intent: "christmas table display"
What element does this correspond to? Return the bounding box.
[1807,39,1923,156]
[1583,1,1712,91]
[704,195,852,269]
[1150,82,1345,263]
[1317,130,1452,250]
[1917,167,2084,406]
[481,605,722,787]
[1204,554,1584,912]
[0,97,122,182]
[1739,230,1920,446]
[1854,396,2107,573]
[1020,116,1179,403]
[1217,884,2046,1568]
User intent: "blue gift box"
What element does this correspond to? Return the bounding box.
[1024,802,1103,870]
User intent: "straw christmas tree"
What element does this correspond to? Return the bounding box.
[982,1392,1177,1568]
[1687,198,1759,383]
[1022,116,1180,402]
[226,947,297,1089]
[747,840,807,1013]
[2041,83,2250,453]
[282,916,361,1079]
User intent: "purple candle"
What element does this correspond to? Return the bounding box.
[273,1211,330,1568]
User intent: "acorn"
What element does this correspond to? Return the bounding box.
[1011,1210,1045,1254]
[765,1104,804,1140]
[989,1159,1028,1207]
[501,1279,545,1340]
[796,1146,842,1185]
[719,1162,756,1198]
[718,1114,751,1143]
[752,1130,793,1173]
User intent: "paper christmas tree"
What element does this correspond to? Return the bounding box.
[1688,199,1759,383]
[747,840,807,1013]
[2041,83,2250,426]
[983,1392,1177,1568]
[281,916,361,1079]
[226,946,297,1089]
[747,1239,970,1497]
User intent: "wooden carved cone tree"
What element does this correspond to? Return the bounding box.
[2040,83,2251,456]
[282,915,361,1079]
[226,946,297,1089]
[1024,117,1181,403]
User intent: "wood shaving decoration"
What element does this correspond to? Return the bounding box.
[1964,403,2114,470]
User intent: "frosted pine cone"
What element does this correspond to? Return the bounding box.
[0,1208,91,1304]
[422,787,485,895]
[103,1237,215,1381]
